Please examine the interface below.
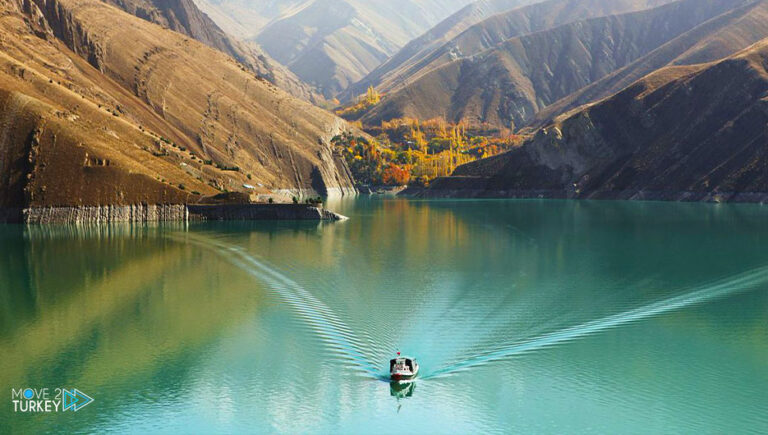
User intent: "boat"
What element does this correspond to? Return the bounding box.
[389,352,419,382]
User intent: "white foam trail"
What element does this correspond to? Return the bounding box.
[427,266,768,379]
[173,234,380,377]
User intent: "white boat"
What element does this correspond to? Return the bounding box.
[389,352,419,382]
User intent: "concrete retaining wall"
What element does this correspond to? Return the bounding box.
[2,203,346,224]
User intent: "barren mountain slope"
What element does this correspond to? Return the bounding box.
[360,0,750,128]
[101,0,321,102]
[346,0,675,100]
[423,39,768,202]
[0,0,355,213]
[205,0,473,98]
[533,0,768,127]
[192,0,311,39]
[341,0,537,101]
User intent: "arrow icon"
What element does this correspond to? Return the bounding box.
[62,389,94,412]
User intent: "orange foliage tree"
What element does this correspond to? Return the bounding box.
[381,163,411,186]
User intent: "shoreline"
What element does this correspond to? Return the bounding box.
[1,203,348,224]
[401,178,768,204]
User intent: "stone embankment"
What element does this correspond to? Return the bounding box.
[3,204,347,224]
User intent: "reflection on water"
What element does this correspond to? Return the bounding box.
[1,199,768,433]
[389,381,416,399]
[390,381,415,414]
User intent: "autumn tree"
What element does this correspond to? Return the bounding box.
[381,163,411,186]
[333,117,518,186]
[365,85,381,105]
[410,124,428,153]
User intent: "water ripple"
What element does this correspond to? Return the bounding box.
[170,233,381,377]
[427,266,768,378]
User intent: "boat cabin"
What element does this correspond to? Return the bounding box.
[390,357,416,373]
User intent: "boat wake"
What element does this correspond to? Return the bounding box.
[171,233,381,378]
[172,232,768,384]
[425,266,768,379]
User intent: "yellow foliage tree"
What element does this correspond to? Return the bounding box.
[365,85,381,105]
[410,125,428,153]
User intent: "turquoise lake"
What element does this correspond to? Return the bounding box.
[1,198,767,433]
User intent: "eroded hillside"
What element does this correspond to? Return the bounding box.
[532,0,768,127]
[360,0,746,128]
[345,0,675,100]
[198,0,473,98]
[0,0,356,212]
[101,0,322,102]
[423,39,768,202]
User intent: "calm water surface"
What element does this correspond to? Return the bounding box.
[1,199,767,433]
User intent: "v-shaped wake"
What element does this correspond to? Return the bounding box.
[174,232,768,383]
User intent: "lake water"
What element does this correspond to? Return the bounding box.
[2,198,767,433]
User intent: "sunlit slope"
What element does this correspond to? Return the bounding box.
[0,0,355,209]
[360,0,746,128]
[345,0,675,100]
[103,0,322,102]
[245,0,473,97]
[341,0,537,100]
[427,39,768,201]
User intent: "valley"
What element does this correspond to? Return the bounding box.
[3,0,768,224]
[4,1,768,433]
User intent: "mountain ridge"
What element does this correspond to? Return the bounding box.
[197,0,474,98]
[531,0,768,128]
[358,0,756,129]
[419,38,768,202]
[344,0,675,101]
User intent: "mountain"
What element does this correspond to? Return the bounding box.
[360,0,752,128]
[532,0,768,127]
[101,0,322,102]
[196,0,474,98]
[340,0,537,101]
[0,0,356,215]
[192,0,309,39]
[345,0,676,101]
[421,38,768,202]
